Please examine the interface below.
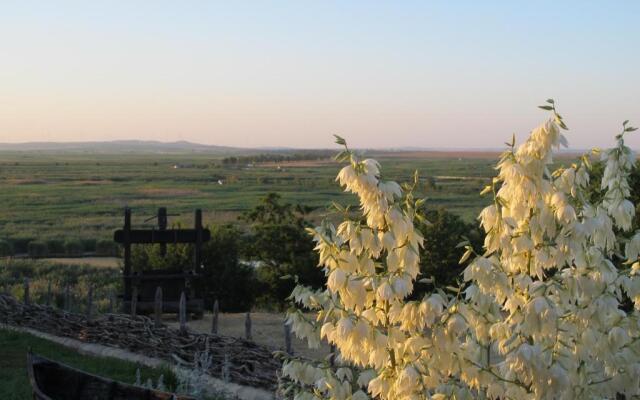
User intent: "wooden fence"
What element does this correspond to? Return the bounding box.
[1,279,295,355]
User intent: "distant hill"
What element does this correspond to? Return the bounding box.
[0,140,245,154]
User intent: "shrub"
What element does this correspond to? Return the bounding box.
[96,239,119,256]
[10,237,34,254]
[63,239,84,256]
[284,105,640,400]
[45,239,65,255]
[241,193,323,308]
[81,238,97,252]
[27,241,49,258]
[0,240,13,257]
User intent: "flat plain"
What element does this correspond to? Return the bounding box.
[0,150,501,245]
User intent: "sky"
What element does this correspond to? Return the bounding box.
[0,1,639,150]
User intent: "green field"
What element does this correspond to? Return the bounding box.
[0,150,497,248]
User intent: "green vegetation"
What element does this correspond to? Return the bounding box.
[0,151,498,251]
[0,259,120,313]
[0,329,177,400]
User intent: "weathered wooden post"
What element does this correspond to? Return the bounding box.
[45,282,52,307]
[86,285,93,320]
[108,292,115,314]
[23,278,30,305]
[131,286,138,317]
[64,285,71,311]
[211,299,219,335]
[154,286,163,327]
[284,321,293,355]
[179,291,187,335]
[245,311,252,341]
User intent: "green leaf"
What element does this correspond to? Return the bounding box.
[334,134,346,146]
[538,105,553,111]
[623,120,629,126]
[546,99,555,104]
[625,127,638,132]
[459,247,473,264]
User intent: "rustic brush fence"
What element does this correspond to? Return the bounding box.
[0,291,281,390]
[2,278,296,356]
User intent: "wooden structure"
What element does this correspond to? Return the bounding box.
[27,352,195,400]
[114,207,209,317]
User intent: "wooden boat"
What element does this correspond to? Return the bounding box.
[27,352,195,400]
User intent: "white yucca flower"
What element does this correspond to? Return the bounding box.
[280,107,640,400]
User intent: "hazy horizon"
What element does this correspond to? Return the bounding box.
[1,1,639,150]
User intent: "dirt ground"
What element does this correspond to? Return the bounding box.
[168,312,330,360]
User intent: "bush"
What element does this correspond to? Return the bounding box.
[10,237,34,254]
[96,239,119,256]
[81,238,97,252]
[199,225,258,312]
[0,240,13,257]
[27,241,49,258]
[45,239,65,255]
[241,193,322,309]
[63,239,84,256]
[412,207,483,294]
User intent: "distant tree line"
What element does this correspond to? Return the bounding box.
[221,151,334,166]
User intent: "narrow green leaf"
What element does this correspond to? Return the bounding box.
[459,247,473,264]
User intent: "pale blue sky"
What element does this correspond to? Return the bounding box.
[1,1,639,149]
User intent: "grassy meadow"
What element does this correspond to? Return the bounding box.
[0,150,497,249]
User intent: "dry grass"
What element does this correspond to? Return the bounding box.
[169,312,331,360]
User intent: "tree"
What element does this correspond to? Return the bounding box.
[198,224,257,312]
[241,193,323,308]
[413,207,482,294]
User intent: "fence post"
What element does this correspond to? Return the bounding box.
[131,286,138,317]
[154,286,163,327]
[245,312,252,341]
[23,278,30,305]
[108,292,114,314]
[86,285,94,320]
[284,321,293,355]
[45,282,52,307]
[211,299,219,335]
[179,292,187,335]
[64,285,71,311]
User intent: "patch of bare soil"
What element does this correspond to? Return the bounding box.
[171,312,331,360]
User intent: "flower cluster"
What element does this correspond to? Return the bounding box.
[460,103,640,399]
[282,104,640,400]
